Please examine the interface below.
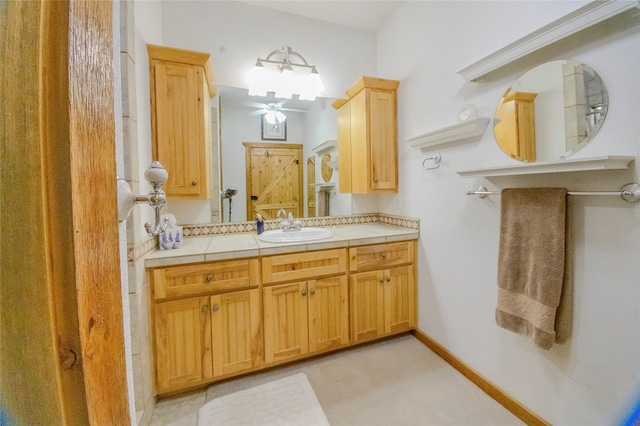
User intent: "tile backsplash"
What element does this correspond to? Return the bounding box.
[127,213,419,263]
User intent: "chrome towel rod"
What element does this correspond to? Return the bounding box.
[466,183,640,203]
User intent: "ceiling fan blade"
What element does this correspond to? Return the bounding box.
[248,109,265,116]
[274,99,288,108]
[280,108,307,113]
[242,101,268,109]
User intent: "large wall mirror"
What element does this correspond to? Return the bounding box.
[211,86,347,223]
[493,60,608,162]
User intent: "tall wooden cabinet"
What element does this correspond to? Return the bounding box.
[147,44,216,199]
[333,77,400,194]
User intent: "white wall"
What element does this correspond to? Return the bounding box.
[377,2,640,425]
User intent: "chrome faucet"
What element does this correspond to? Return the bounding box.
[277,209,301,231]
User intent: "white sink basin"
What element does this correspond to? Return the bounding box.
[257,227,333,243]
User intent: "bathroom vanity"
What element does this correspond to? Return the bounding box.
[145,222,418,395]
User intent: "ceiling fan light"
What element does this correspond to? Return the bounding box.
[275,111,287,123]
[264,110,277,124]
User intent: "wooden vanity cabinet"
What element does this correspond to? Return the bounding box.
[349,241,417,343]
[261,249,349,365]
[147,44,216,199]
[333,77,399,194]
[150,259,261,394]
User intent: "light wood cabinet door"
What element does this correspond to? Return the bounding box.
[308,276,349,353]
[148,45,214,200]
[263,282,309,364]
[384,265,416,334]
[211,289,262,377]
[350,270,385,342]
[350,266,416,343]
[154,296,212,393]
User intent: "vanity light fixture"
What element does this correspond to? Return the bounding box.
[247,45,324,101]
[117,161,170,236]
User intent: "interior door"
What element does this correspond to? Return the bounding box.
[244,142,303,220]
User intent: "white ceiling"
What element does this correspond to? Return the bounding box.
[238,1,404,32]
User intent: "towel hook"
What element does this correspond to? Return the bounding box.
[422,153,442,171]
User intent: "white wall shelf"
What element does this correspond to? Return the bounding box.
[457,1,640,82]
[456,155,635,178]
[405,118,490,151]
[312,140,337,154]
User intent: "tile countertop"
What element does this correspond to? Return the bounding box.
[144,223,420,268]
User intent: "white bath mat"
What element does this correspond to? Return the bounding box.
[198,373,330,426]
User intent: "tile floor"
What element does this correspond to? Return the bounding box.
[150,334,525,426]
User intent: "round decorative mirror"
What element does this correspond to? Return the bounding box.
[493,60,608,162]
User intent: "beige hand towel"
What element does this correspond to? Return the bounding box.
[496,188,572,349]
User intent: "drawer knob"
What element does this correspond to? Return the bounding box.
[191,180,198,186]
[212,304,219,312]
[301,290,307,296]
[201,306,209,314]
[205,274,213,282]
[381,253,387,259]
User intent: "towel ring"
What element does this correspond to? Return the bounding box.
[422,153,442,171]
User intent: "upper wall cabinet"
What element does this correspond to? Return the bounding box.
[148,44,216,199]
[333,77,400,194]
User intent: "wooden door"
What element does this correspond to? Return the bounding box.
[384,266,416,334]
[263,282,309,364]
[152,61,206,196]
[350,270,385,343]
[244,142,303,220]
[308,276,349,352]
[154,297,213,392]
[307,156,316,217]
[210,289,262,377]
[1,1,130,424]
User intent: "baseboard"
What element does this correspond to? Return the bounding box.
[411,329,550,426]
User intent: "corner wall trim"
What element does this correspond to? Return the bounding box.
[410,329,550,426]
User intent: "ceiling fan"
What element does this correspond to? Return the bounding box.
[244,99,306,124]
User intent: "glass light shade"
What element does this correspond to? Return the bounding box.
[275,111,287,123]
[264,110,277,124]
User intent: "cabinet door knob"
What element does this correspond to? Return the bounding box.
[205,274,213,282]
[301,290,307,296]
[373,177,378,183]
[191,180,198,186]
[310,289,316,296]
[386,277,391,282]
[202,306,209,314]
[379,278,384,284]
[381,253,387,259]
[212,304,219,312]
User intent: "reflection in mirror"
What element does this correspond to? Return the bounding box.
[493,60,608,162]
[211,86,345,223]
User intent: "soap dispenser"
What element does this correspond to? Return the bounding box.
[256,214,264,234]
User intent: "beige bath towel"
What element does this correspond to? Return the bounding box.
[496,188,572,350]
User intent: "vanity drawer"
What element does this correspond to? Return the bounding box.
[152,258,260,300]
[262,248,347,284]
[349,241,414,272]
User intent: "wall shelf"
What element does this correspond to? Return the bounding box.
[312,140,337,154]
[457,1,640,82]
[405,118,490,151]
[327,159,339,169]
[456,155,635,178]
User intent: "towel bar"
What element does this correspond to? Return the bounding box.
[466,183,640,203]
